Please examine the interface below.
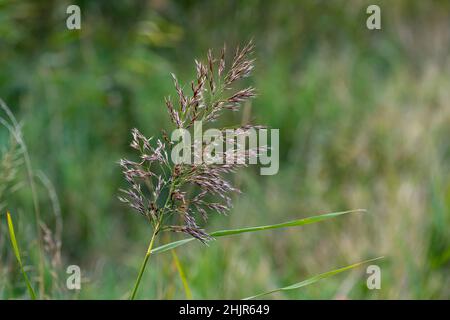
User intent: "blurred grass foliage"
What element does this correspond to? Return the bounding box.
[0,0,449,299]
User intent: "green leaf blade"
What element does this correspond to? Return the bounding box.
[243,256,384,300]
[151,209,366,254]
[171,250,193,299]
[6,211,37,300]
[210,209,366,237]
[151,238,194,254]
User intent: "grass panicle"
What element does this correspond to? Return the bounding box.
[122,41,267,299]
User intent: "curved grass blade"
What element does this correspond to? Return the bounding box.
[243,256,384,300]
[153,238,194,254]
[6,211,37,300]
[171,250,193,299]
[152,209,366,254]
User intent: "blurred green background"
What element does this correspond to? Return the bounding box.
[0,0,449,299]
